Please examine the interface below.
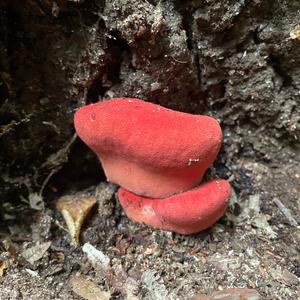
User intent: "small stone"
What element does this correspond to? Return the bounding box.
[208,254,241,271]
[82,242,110,269]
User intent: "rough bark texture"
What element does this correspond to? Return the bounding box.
[0,0,299,201]
[0,1,299,299]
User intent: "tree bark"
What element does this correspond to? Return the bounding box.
[0,0,299,203]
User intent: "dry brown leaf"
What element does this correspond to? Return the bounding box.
[290,25,300,40]
[2,239,18,258]
[52,251,65,264]
[281,269,300,286]
[0,260,8,277]
[21,241,52,265]
[56,195,97,245]
[69,274,111,300]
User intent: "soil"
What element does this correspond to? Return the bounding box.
[0,0,299,299]
[0,162,299,299]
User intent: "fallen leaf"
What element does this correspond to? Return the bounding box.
[281,269,300,286]
[193,288,261,300]
[56,195,97,245]
[290,25,300,40]
[42,252,65,277]
[2,239,18,258]
[0,260,8,277]
[51,251,65,264]
[237,194,277,238]
[69,274,111,300]
[21,241,52,265]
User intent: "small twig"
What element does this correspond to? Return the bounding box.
[266,250,283,260]
[38,132,78,195]
[171,56,188,64]
[273,197,298,226]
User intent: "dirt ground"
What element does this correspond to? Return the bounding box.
[0,157,299,299]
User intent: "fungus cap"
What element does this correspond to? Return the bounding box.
[118,179,231,234]
[74,98,222,198]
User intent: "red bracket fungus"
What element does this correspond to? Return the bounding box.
[74,98,222,198]
[74,98,231,234]
[118,179,231,234]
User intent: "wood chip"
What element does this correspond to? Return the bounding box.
[193,288,261,300]
[69,274,111,300]
[56,195,97,245]
[273,197,298,226]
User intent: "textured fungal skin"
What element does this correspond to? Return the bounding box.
[118,179,231,234]
[74,98,222,198]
